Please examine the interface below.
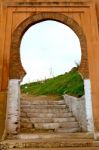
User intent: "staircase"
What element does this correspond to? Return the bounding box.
[20,95,81,133]
[1,95,99,150]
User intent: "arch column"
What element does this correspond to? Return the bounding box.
[6,79,20,136]
[84,79,94,133]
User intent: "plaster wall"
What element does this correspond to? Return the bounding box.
[64,95,87,131]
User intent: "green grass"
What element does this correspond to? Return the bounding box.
[21,68,84,97]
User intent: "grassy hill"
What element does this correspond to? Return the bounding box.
[21,68,84,98]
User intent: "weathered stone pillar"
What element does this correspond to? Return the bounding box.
[84,79,94,133]
[6,79,20,135]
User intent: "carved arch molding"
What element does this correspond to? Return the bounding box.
[10,12,89,79]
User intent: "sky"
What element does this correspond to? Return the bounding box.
[20,20,81,84]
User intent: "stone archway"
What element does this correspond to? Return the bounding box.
[10,12,89,80]
[1,0,99,141]
[6,12,93,136]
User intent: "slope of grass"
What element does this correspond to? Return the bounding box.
[21,68,84,97]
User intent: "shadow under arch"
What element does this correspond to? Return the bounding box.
[9,12,89,80]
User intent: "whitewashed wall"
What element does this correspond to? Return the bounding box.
[64,94,87,131]
[6,79,20,135]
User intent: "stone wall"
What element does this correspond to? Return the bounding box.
[64,94,87,131]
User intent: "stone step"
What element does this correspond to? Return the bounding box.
[31,117,76,123]
[20,122,33,129]
[56,128,81,133]
[21,122,79,131]
[21,112,72,118]
[20,122,79,131]
[8,148,99,150]
[59,122,79,128]
[20,97,81,134]
[34,122,79,130]
[21,108,69,113]
[21,117,75,123]
[20,129,81,134]
[20,128,56,133]
[0,138,97,149]
[21,100,65,105]
[21,104,67,109]
[16,133,94,140]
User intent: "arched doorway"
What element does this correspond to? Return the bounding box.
[19,20,85,134]
[9,13,89,79]
[6,13,94,136]
[20,20,82,84]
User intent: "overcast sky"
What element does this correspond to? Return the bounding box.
[20,20,81,84]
